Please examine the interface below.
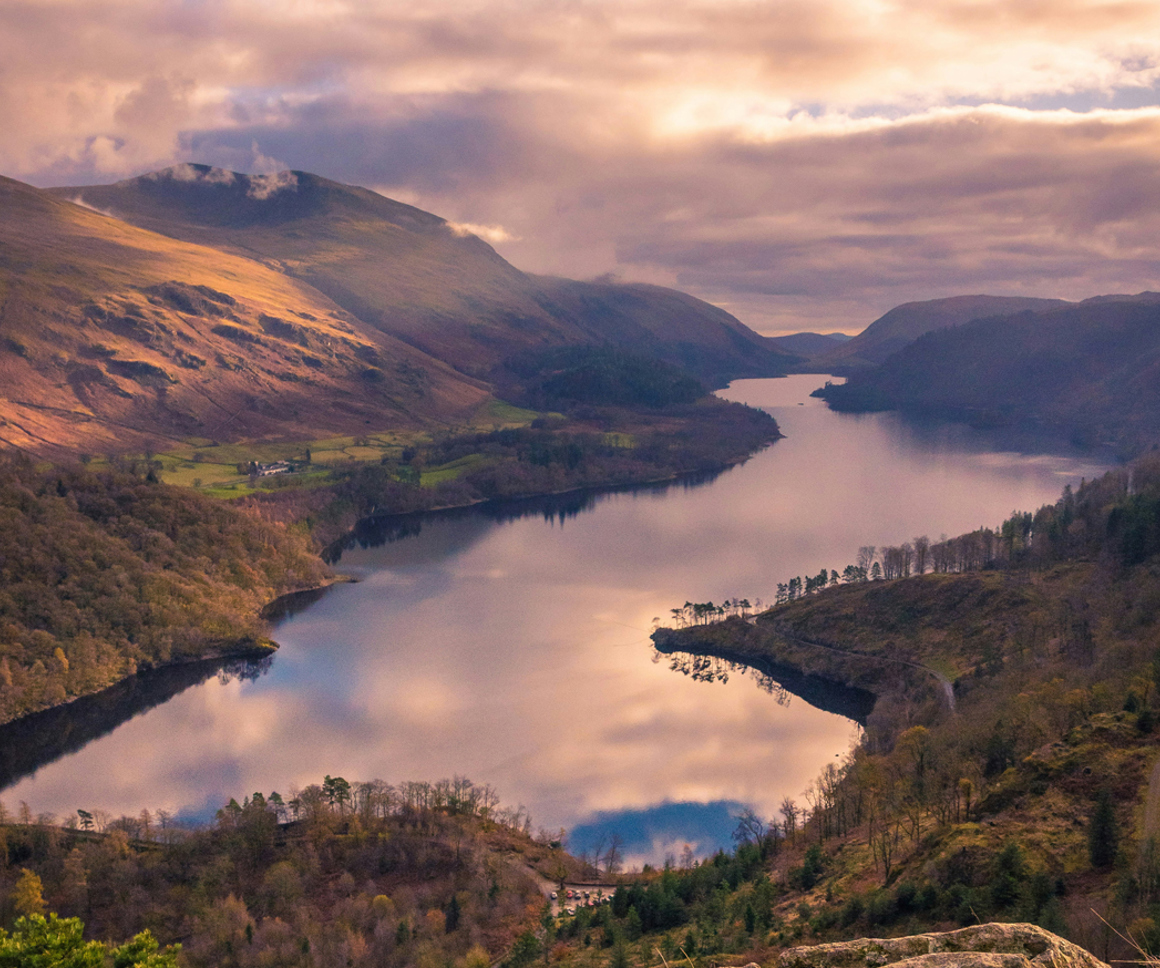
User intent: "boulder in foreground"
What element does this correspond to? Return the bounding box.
[780,924,1106,968]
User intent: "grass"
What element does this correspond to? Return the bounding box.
[149,432,400,489]
[135,397,544,494]
[420,453,490,487]
[72,394,544,498]
[471,398,540,428]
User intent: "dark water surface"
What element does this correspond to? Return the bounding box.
[2,377,1109,864]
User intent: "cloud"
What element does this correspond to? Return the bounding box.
[446,220,519,243]
[246,168,299,199]
[144,163,236,184]
[3,0,1160,331]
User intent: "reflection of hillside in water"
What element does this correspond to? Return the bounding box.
[879,410,1118,467]
[327,467,729,563]
[0,657,272,791]
[657,647,876,726]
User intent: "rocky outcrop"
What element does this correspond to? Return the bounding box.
[780,924,1106,968]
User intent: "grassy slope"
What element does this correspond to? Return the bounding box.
[632,463,1160,966]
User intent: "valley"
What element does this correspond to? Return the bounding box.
[0,166,1157,968]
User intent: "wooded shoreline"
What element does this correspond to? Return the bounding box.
[0,419,777,745]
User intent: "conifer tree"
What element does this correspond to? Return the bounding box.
[1088,788,1118,868]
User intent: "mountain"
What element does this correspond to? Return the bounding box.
[0,164,796,454]
[0,175,489,455]
[818,294,1071,368]
[816,293,1160,450]
[54,165,795,386]
[770,331,852,358]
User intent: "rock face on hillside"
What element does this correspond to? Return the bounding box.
[780,924,1106,968]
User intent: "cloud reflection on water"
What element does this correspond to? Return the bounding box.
[2,377,1111,859]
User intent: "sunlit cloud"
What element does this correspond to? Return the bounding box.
[3,0,1160,331]
[446,220,520,243]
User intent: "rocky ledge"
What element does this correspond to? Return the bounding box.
[779,924,1106,968]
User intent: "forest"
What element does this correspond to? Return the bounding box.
[497,346,708,410]
[0,776,565,968]
[646,454,1160,965]
[0,454,327,725]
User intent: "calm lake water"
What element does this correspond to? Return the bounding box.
[1,376,1110,865]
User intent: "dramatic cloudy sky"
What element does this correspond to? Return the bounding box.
[5,0,1160,333]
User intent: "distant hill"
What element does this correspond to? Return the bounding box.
[816,294,1160,450]
[0,174,489,455]
[55,165,794,386]
[818,295,1071,368]
[769,331,852,358]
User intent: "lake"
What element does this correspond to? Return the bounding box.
[0,376,1110,865]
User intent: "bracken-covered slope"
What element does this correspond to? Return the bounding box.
[55,165,795,384]
[0,175,491,454]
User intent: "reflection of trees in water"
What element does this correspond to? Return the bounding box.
[0,655,274,791]
[217,655,274,686]
[330,468,727,560]
[652,642,875,724]
[658,649,791,707]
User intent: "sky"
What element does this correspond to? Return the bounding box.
[5,0,1160,334]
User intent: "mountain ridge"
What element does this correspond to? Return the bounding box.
[817,295,1073,368]
[0,165,797,454]
[0,173,493,454]
[51,165,796,386]
[815,295,1160,452]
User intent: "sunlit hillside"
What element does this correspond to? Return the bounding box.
[0,176,490,454]
[56,165,795,385]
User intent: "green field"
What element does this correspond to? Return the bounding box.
[420,453,490,487]
[138,399,540,494]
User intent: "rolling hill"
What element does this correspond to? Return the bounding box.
[817,295,1071,368]
[0,175,490,455]
[816,294,1160,451]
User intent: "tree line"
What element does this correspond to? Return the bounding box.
[0,775,554,968]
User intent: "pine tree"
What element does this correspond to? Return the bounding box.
[1088,788,1118,868]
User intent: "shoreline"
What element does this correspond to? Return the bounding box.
[323,442,775,559]
[0,576,360,734]
[0,637,278,732]
[0,439,773,739]
[651,620,878,725]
